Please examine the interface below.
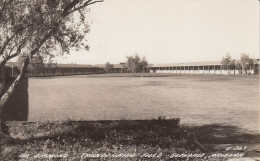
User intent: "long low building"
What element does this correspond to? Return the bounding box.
[4,62,152,78]
[5,62,105,78]
[4,60,259,78]
[150,60,258,75]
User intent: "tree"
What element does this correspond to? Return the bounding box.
[220,53,234,75]
[126,54,140,75]
[0,0,103,134]
[126,54,149,75]
[235,60,243,74]
[27,55,44,76]
[238,53,254,74]
[229,59,236,74]
[139,56,148,73]
[104,62,113,73]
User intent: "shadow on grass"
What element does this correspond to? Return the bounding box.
[182,124,260,145]
[2,120,260,158]
[4,119,205,151]
[0,78,28,135]
[0,78,28,122]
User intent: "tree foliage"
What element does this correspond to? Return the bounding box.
[221,53,255,74]
[104,62,113,73]
[0,0,103,68]
[220,53,233,71]
[126,54,148,74]
[238,53,254,74]
[127,54,140,74]
[139,56,148,73]
[0,0,103,129]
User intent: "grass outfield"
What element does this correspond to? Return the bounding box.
[3,74,259,132]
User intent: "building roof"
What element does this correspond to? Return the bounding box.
[95,64,125,69]
[152,61,221,67]
[54,64,95,68]
[147,64,154,67]
[5,62,97,68]
[6,61,230,68]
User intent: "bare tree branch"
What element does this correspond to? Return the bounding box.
[65,0,103,16]
[6,37,26,56]
[0,39,26,69]
[62,0,81,16]
[86,0,103,6]
[7,40,26,60]
[7,45,17,58]
[66,0,91,15]
[0,33,16,56]
[29,29,54,58]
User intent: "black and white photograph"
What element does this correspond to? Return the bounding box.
[0,0,259,160]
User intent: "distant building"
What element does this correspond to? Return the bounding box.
[5,62,104,77]
[150,60,256,75]
[4,62,20,79]
[4,59,259,78]
[28,63,104,76]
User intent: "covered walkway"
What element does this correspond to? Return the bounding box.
[150,61,254,75]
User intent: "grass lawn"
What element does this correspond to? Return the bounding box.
[1,74,259,160]
[22,74,259,133]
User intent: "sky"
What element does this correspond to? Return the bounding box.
[57,0,259,65]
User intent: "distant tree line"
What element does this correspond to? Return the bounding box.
[221,53,257,74]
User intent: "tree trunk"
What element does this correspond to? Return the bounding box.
[0,60,8,95]
[0,57,29,134]
[0,68,6,96]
